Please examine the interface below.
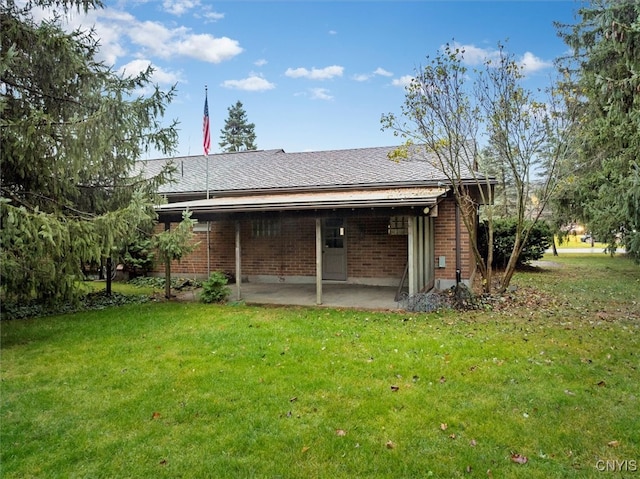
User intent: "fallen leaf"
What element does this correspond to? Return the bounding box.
[564,389,575,396]
[385,440,395,449]
[390,385,400,392]
[466,465,472,473]
[470,439,477,447]
[608,440,620,447]
[301,446,310,453]
[290,396,298,403]
[152,412,161,419]
[159,459,167,465]
[487,469,493,478]
[597,380,606,387]
[511,454,528,464]
[335,429,347,436]
[440,423,448,431]
[449,433,457,439]
[439,376,446,383]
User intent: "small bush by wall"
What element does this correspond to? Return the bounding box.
[200,271,231,304]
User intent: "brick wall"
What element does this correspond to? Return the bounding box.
[155,199,475,284]
[347,217,407,278]
[433,197,475,282]
[156,215,407,281]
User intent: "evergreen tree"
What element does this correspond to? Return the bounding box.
[218,100,257,152]
[0,0,178,303]
[554,0,640,258]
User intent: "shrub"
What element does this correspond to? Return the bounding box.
[478,218,552,269]
[200,271,231,304]
[121,236,156,278]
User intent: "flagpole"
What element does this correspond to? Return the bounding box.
[204,86,211,277]
[205,85,210,200]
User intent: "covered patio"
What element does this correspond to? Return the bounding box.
[232,282,404,310]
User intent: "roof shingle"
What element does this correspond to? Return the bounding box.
[138,145,476,194]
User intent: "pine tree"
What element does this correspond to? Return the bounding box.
[0,0,178,303]
[554,0,640,257]
[218,100,257,152]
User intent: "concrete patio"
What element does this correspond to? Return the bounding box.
[227,282,405,311]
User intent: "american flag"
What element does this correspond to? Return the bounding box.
[203,93,211,156]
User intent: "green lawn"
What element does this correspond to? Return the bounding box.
[1,255,639,478]
[553,234,608,250]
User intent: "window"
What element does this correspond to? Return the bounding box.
[193,221,211,232]
[388,216,408,235]
[324,218,345,248]
[252,218,281,238]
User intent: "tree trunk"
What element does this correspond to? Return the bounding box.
[552,240,558,256]
[500,231,523,293]
[164,258,172,299]
[106,256,112,296]
[485,225,494,294]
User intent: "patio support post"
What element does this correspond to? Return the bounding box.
[417,216,425,291]
[235,220,241,301]
[408,216,417,296]
[316,218,322,305]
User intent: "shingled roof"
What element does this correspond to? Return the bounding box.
[139,145,478,196]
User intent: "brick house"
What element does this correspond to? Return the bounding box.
[143,145,489,304]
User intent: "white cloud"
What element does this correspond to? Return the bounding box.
[519,52,553,74]
[328,30,337,35]
[221,75,275,91]
[119,59,152,77]
[374,67,393,77]
[309,88,333,100]
[352,67,394,82]
[128,21,178,51]
[43,7,134,65]
[352,74,370,82]
[163,0,200,16]
[445,42,552,75]
[119,59,184,84]
[92,25,127,65]
[117,59,184,95]
[254,59,268,67]
[57,7,242,66]
[285,65,344,80]
[175,34,243,63]
[203,11,225,22]
[392,75,414,88]
[446,42,502,66]
[125,22,242,63]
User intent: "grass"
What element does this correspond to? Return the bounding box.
[553,234,608,250]
[82,279,162,297]
[1,254,639,478]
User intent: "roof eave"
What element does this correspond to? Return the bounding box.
[159,180,479,198]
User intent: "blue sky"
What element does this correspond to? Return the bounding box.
[55,0,582,157]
